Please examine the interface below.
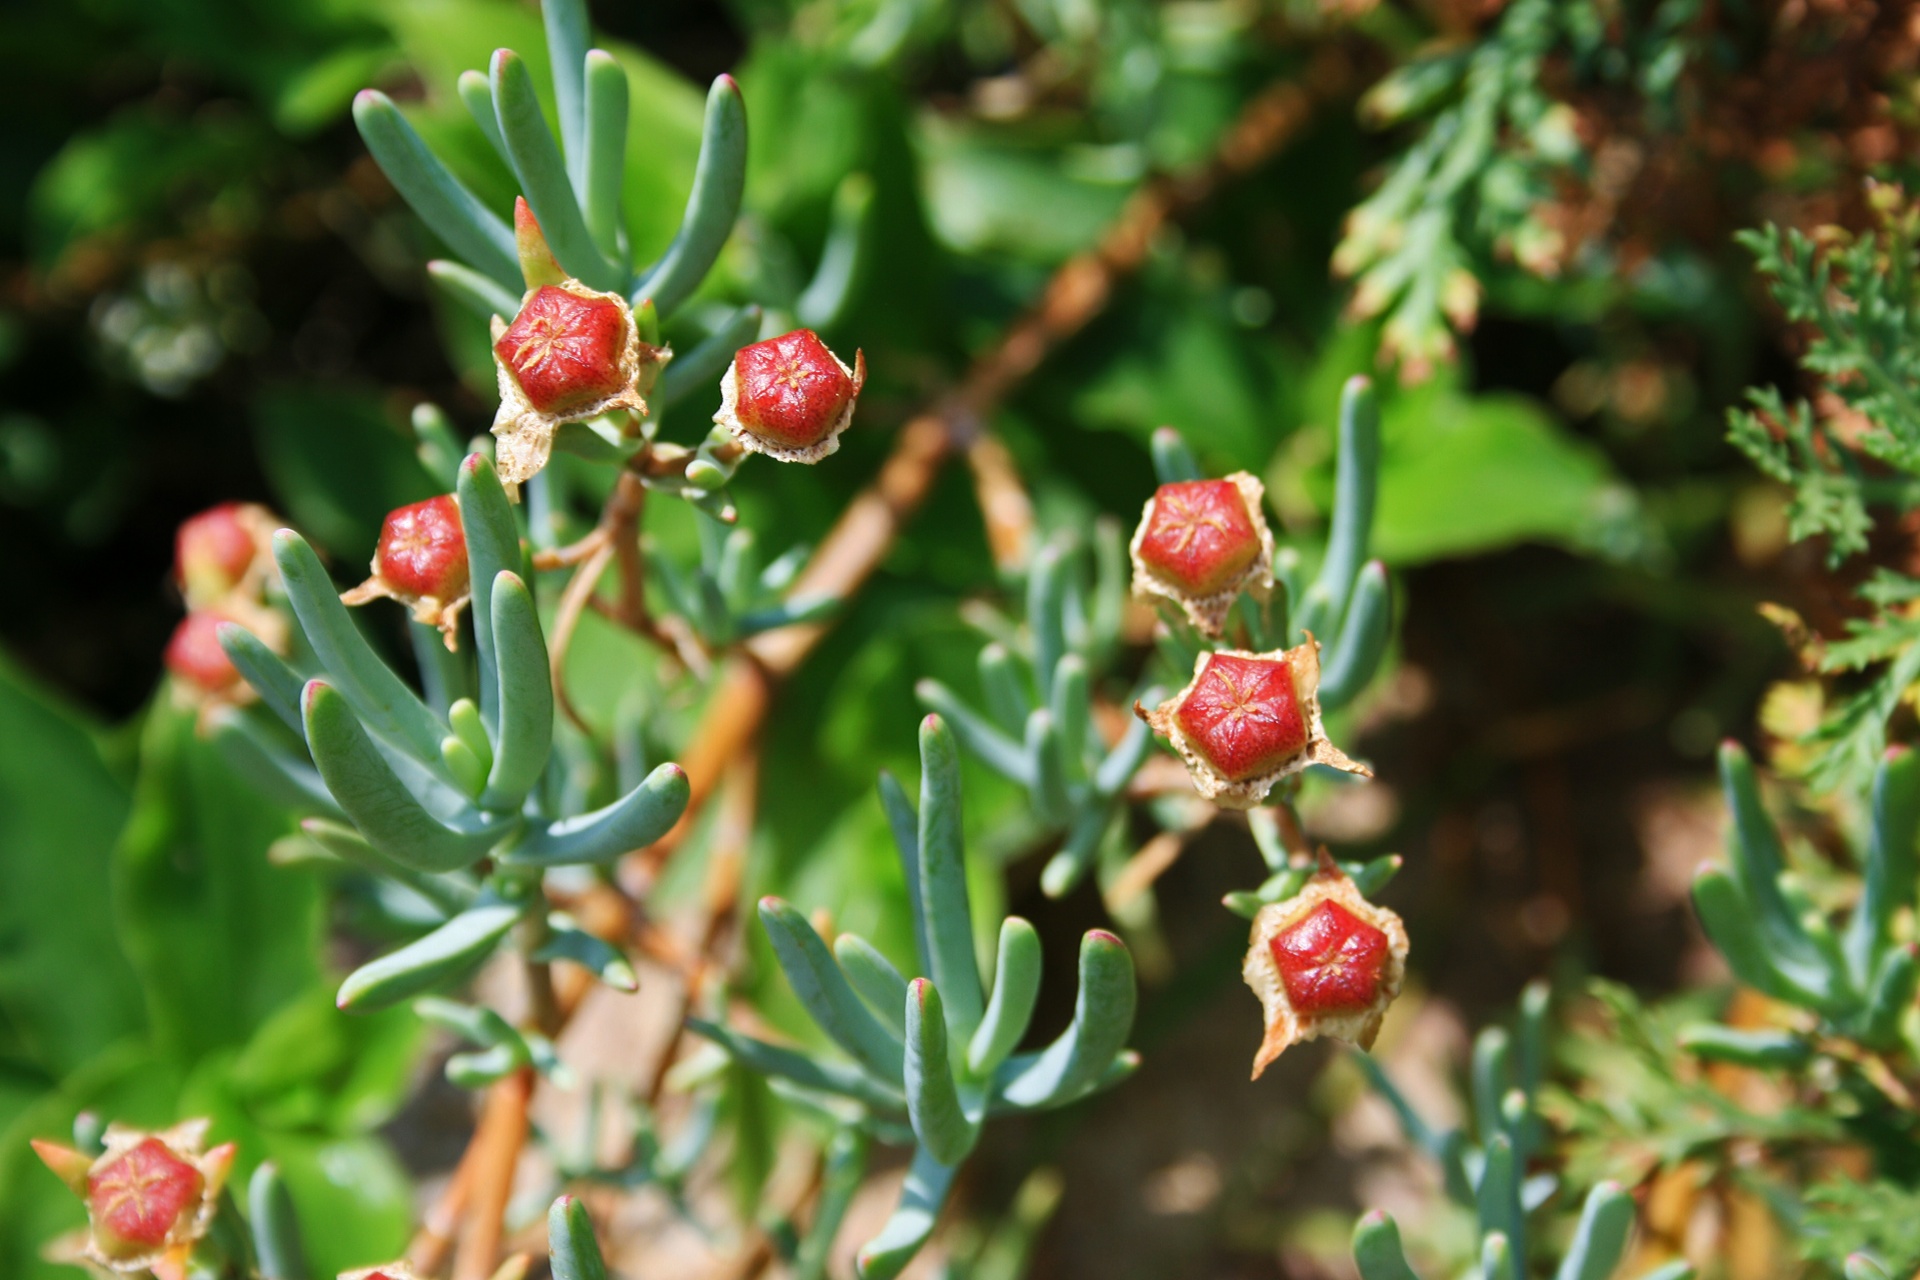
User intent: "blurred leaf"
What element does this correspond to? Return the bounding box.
[115,699,322,1062]
[917,116,1130,263]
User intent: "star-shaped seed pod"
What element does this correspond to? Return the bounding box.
[164,604,287,712]
[1128,473,1274,635]
[490,281,665,484]
[1138,640,1368,810]
[341,495,471,649]
[714,328,866,463]
[173,502,278,611]
[1242,858,1408,1079]
[32,1119,236,1278]
[340,1265,427,1280]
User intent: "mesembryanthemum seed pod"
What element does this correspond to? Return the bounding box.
[32,1119,235,1276]
[489,280,664,484]
[714,328,866,463]
[1139,640,1368,809]
[341,495,471,648]
[173,502,276,610]
[1242,859,1407,1079]
[1128,473,1274,635]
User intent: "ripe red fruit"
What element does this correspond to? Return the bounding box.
[174,502,273,608]
[342,495,472,648]
[89,1138,203,1255]
[164,612,244,694]
[1129,472,1272,634]
[1268,900,1391,1015]
[1242,862,1407,1079]
[716,328,866,463]
[495,286,632,415]
[1140,640,1368,808]
[490,279,657,484]
[31,1119,235,1273]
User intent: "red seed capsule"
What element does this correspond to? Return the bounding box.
[341,495,471,649]
[489,279,659,484]
[32,1119,235,1273]
[1129,472,1272,634]
[164,612,244,694]
[1242,861,1407,1079]
[716,328,866,463]
[1140,640,1368,809]
[173,502,274,609]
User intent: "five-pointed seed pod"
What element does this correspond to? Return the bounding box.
[1139,640,1369,809]
[714,328,866,463]
[341,495,472,648]
[173,502,276,610]
[32,1119,235,1276]
[490,281,664,484]
[1242,858,1407,1079]
[164,611,246,695]
[340,1266,426,1280]
[1128,473,1274,635]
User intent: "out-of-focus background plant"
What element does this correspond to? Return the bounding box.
[6,0,1920,1276]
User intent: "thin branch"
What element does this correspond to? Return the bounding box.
[451,1068,535,1280]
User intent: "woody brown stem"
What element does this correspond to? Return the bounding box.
[451,1069,534,1280]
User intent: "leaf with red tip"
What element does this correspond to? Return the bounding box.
[992,930,1135,1109]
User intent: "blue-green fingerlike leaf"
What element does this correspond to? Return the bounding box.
[915,679,1031,784]
[298,817,475,916]
[533,915,639,991]
[582,51,629,264]
[490,49,622,291]
[249,1161,309,1280]
[302,681,510,872]
[1094,702,1155,797]
[632,75,747,318]
[1026,710,1071,828]
[1481,1232,1514,1280]
[1692,867,1829,1009]
[206,707,342,817]
[217,622,303,732]
[336,901,524,1011]
[835,933,910,1036]
[549,1193,609,1280]
[1845,1256,1893,1280]
[428,258,522,322]
[736,593,840,636]
[968,917,1041,1076]
[1314,375,1380,629]
[1352,1209,1420,1280]
[457,453,523,731]
[797,172,875,330]
[505,762,690,864]
[541,0,591,193]
[760,896,904,1083]
[977,643,1030,735]
[1470,1026,1510,1147]
[414,995,520,1048]
[352,89,519,287]
[455,69,509,163]
[656,304,762,408]
[1554,1182,1633,1280]
[1039,797,1114,898]
[411,618,473,718]
[918,717,984,1039]
[854,1146,956,1280]
[1677,1022,1812,1068]
[687,1018,905,1112]
[995,930,1133,1108]
[1475,1135,1522,1280]
[1027,539,1069,702]
[1150,426,1201,485]
[1846,746,1920,986]
[878,770,931,977]
[904,979,974,1165]
[482,571,553,808]
[1049,655,1090,776]
[274,529,449,766]
[1863,943,1919,1047]
[1319,560,1391,711]
[1718,740,1825,978]
[796,1130,867,1280]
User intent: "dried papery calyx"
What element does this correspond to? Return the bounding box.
[1128,472,1274,635]
[1139,639,1368,809]
[341,495,471,648]
[1242,857,1407,1079]
[31,1118,235,1276]
[714,328,866,463]
[490,281,664,484]
[173,502,277,609]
